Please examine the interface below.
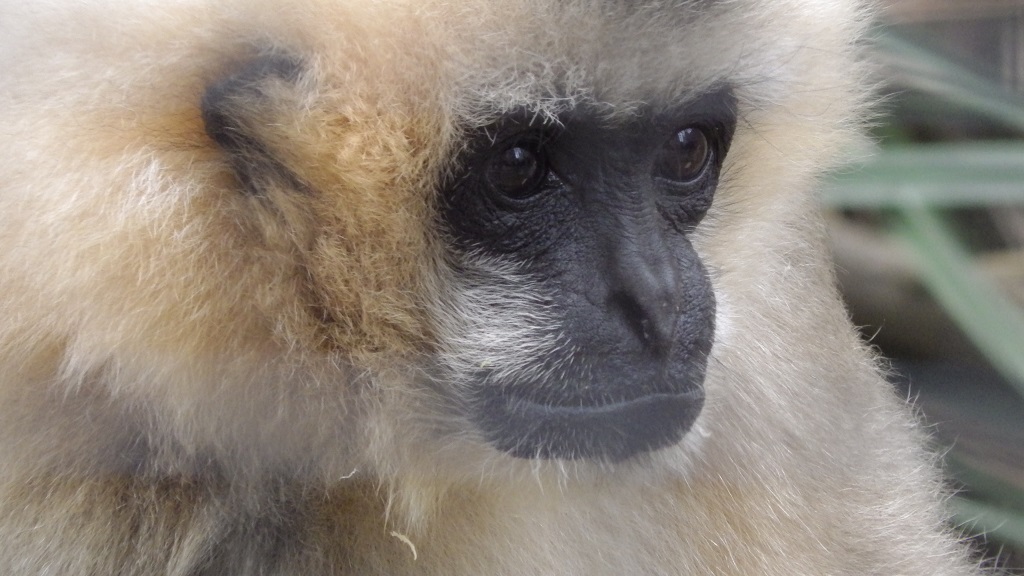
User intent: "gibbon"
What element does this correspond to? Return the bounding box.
[0,0,983,574]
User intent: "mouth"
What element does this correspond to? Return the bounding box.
[473,385,705,461]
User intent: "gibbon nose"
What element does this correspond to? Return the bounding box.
[606,228,682,353]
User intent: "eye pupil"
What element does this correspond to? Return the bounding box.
[655,127,711,183]
[486,143,547,199]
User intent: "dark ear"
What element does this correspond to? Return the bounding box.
[201,52,308,194]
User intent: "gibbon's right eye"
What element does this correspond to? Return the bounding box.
[653,126,712,184]
[484,140,549,200]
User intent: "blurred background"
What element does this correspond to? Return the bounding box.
[826,0,1024,570]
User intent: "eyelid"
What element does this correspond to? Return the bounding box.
[495,125,557,149]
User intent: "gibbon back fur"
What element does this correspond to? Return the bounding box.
[0,0,983,574]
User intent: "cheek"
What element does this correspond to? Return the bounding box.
[428,257,565,386]
[709,280,736,352]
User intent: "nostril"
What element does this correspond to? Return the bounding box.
[639,317,652,344]
[610,291,647,343]
[608,290,676,354]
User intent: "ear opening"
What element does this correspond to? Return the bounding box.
[201,52,309,195]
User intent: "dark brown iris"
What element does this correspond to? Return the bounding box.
[654,127,710,184]
[485,142,548,199]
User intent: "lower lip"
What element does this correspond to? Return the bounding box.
[476,387,706,461]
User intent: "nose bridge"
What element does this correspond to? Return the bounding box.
[611,207,679,296]
[601,192,683,351]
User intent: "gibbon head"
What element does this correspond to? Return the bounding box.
[0,0,868,489]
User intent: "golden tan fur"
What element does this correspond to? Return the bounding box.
[0,0,983,574]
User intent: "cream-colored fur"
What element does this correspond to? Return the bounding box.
[0,0,983,574]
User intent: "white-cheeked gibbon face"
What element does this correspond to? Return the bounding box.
[0,0,985,575]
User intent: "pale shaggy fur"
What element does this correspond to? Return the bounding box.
[0,0,983,574]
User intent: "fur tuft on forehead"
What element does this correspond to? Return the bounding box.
[437,0,870,126]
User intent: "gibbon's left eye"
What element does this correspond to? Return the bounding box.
[654,126,711,184]
[484,141,549,200]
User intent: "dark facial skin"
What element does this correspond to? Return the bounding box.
[442,88,737,461]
